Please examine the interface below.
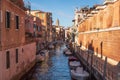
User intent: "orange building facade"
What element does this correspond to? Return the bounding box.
[0,0,36,80]
[31,10,53,43]
[73,0,120,80]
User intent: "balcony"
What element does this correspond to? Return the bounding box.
[104,0,117,5]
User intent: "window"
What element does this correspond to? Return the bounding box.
[36,13,39,17]
[42,14,44,18]
[5,11,11,28]
[6,51,10,69]
[15,15,19,29]
[22,48,24,53]
[38,27,40,32]
[16,49,18,63]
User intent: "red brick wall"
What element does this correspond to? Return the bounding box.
[1,0,26,50]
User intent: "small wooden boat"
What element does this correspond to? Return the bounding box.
[64,50,72,56]
[65,50,72,55]
[68,56,78,61]
[48,44,54,49]
[36,50,49,62]
[71,67,89,80]
[69,61,81,68]
[36,54,45,62]
[63,48,69,53]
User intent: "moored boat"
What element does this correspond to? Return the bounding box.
[63,48,69,53]
[36,50,49,62]
[48,44,54,50]
[69,61,80,69]
[64,50,72,56]
[68,56,78,61]
[71,67,89,80]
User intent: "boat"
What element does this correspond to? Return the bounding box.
[36,50,49,62]
[63,48,69,53]
[68,56,78,61]
[48,44,54,49]
[69,61,80,69]
[64,50,72,56]
[71,67,89,80]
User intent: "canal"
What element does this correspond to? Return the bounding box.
[21,43,71,80]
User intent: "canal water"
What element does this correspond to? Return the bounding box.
[22,44,71,80]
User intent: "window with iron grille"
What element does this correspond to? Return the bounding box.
[6,51,10,69]
[16,49,18,63]
[5,11,11,28]
[15,15,19,29]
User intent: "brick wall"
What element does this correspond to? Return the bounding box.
[78,29,120,61]
[77,0,120,62]
[0,42,36,80]
[1,0,26,50]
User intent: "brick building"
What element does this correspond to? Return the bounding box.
[72,0,120,80]
[0,0,36,80]
[25,13,42,51]
[31,10,53,43]
[52,19,65,41]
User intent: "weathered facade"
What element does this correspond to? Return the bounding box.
[52,19,65,41]
[31,10,53,43]
[0,0,36,80]
[73,0,120,80]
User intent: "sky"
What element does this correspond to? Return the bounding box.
[28,0,104,27]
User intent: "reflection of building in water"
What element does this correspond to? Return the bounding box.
[40,63,49,74]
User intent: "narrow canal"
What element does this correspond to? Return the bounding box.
[21,43,71,80]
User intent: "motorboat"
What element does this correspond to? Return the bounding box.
[36,50,49,62]
[69,61,80,69]
[64,50,72,56]
[48,44,54,49]
[71,67,89,80]
[63,48,69,53]
[68,56,78,61]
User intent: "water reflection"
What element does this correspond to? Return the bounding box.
[31,44,71,80]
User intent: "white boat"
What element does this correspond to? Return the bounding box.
[63,48,68,52]
[64,50,72,56]
[69,61,80,67]
[36,54,45,62]
[71,67,89,80]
